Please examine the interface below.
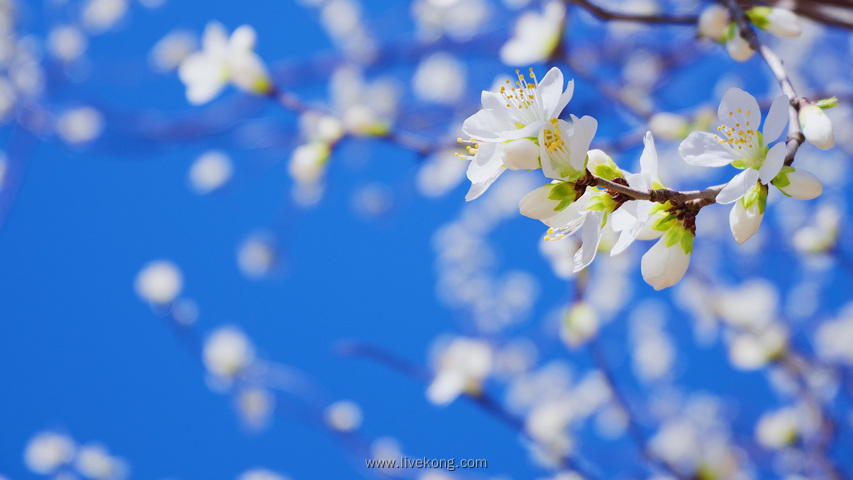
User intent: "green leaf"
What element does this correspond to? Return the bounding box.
[547,182,573,201]
[758,184,768,215]
[816,97,839,110]
[586,196,606,211]
[680,232,694,255]
[654,214,676,231]
[664,228,682,248]
[746,7,771,30]
[593,163,619,181]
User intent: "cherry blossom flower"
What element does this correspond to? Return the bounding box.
[799,104,835,150]
[500,1,565,66]
[459,67,576,200]
[427,337,493,405]
[679,88,806,244]
[610,132,663,256]
[178,22,271,105]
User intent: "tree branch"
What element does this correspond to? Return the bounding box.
[564,0,699,25]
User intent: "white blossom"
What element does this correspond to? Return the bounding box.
[134,260,183,305]
[238,469,289,480]
[203,326,255,380]
[641,236,691,291]
[726,28,754,62]
[756,407,799,449]
[178,22,271,105]
[324,400,363,432]
[75,444,128,480]
[459,67,577,200]
[697,5,730,41]
[799,104,835,150]
[680,88,795,244]
[188,150,232,194]
[500,1,565,66]
[24,432,75,474]
[427,337,492,405]
[748,7,802,38]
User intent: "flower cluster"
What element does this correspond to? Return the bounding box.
[460,70,827,290]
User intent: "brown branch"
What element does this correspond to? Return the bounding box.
[564,0,699,25]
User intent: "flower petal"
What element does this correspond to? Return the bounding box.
[679,131,738,167]
[461,109,513,142]
[551,79,574,118]
[519,184,562,220]
[610,201,652,256]
[569,114,598,172]
[716,168,760,204]
[465,143,506,201]
[202,21,229,55]
[537,67,564,118]
[729,200,763,244]
[758,142,786,183]
[641,237,690,290]
[573,210,605,272]
[639,131,659,181]
[229,25,257,52]
[718,87,761,131]
[762,95,789,142]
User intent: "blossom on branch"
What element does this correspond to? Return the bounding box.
[679,88,822,244]
[459,67,576,200]
[178,22,272,105]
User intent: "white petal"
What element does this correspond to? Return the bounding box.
[610,201,651,256]
[729,200,763,244]
[778,168,823,200]
[758,142,786,184]
[573,210,604,272]
[569,115,598,173]
[552,79,574,118]
[718,87,761,130]
[716,168,760,204]
[762,95,789,142]
[501,120,546,141]
[537,67,564,118]
[800,105,835,150]
[229,51,270,93]
[465,143,505,200]
[229,25,257,52]
[461,109,513,142]
[765,8,802,38]
[481,90,506,111]
[503,138,540,170]
[639,131,659,181]
[641,237,691,290]
[726,32,755,61]
[679,131,737,167]
[519,184,563,220]
[202,21,229,55]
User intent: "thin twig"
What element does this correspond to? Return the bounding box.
[565,0,699,25]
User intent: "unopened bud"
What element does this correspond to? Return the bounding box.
[800,104,835,150]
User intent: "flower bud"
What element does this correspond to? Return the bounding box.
[288,142,330,184]
[799,104,835,150]
[749,7,801,38]
[756,408,799,449]
[502,138,540,170]
[560,302,599,348]
[698,5,730,41]
[649,112,689,141]
[641,237,691,291]
[726,29,754,62]
[729,197,763,244]
[775,168,823,200]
